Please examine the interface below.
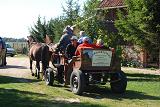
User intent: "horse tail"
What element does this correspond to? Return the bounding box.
[41,45,50,75]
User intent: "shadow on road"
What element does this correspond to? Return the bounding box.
[0,75,40,84]
[0,65,28,69]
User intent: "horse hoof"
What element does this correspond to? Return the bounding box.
[35,74,37,77]
[37,76,40,79]
[42,76,45,81]
[32,73,34,76]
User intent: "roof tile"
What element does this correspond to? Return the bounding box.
[99,0,124,8]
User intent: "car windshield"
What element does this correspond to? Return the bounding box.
[6,44,11,48]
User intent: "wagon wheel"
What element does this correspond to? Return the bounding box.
[70,70,86,95]
[45,67,54,86]
[110,71,127,93]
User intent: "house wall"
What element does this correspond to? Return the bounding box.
[7,42,28,54]
[122,45,159,68]
[122,45,142,67]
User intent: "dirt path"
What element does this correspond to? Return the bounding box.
[0,56,31,78]
[122,67,160,75]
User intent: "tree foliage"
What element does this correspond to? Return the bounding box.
[115,0,160,50]
[29,16,55,42]
[77,0,125,48]
[62,0,80,25]
[29,0,81,43]
[50,17,66,42]
[77,0,101,40]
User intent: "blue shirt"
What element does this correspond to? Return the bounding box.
[78,36,92,44]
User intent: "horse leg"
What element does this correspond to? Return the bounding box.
[36,61,40,79]
[42,60,48,80]
[30,58,34,76]
[41,45,50,80]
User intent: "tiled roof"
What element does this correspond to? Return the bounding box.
[99,0,124,8]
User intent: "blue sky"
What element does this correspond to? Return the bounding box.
[0,0,86,38]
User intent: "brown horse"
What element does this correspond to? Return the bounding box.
[27,36,46,79]
[41,43,57,72]
[41,43,66,84]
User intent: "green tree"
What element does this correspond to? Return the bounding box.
[29,16,55,42]
[115,0,160,68]
[47,0,81,43]
[50,16,66,43]
[77,0,125,49]
[46,18,55,42]
[62,0,80,25]
[77,0,101,40]
[29,0,80,43]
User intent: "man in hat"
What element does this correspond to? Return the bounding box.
[64,36,79,85]
[65,36,79,59]
[56,25,74,53]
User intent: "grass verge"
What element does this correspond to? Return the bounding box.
[0,70,160,107]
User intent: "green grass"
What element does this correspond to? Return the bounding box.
[0,71,160,107]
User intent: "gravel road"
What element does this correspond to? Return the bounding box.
[0,56,31,78]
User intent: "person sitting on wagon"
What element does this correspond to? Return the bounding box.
[55,25,74,53]
[63,36,79,85]
[75,37,96,56]
[95,39,105,48]
[96,39,115,53]
[78,31,92,44]
[65,36,79,60]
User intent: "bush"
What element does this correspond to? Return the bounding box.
[121,59,141,68]
[22,47,28,55]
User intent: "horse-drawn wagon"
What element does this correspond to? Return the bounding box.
[44,47,127,95]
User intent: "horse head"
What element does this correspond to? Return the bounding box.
[27,35,37,48]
